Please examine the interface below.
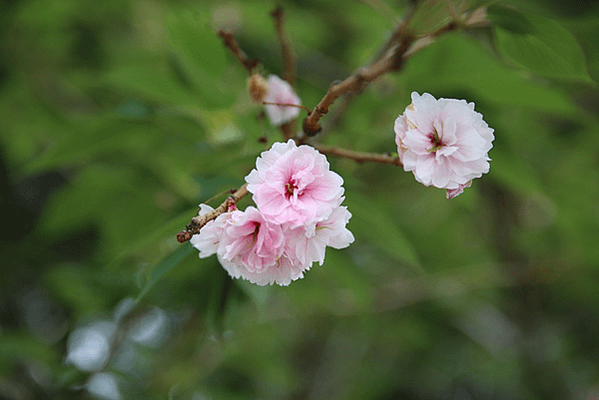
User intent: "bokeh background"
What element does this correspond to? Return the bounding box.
[2,0,599,399]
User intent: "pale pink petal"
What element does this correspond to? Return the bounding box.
[285,205,354,267]
[446,181,472,199]
[263,75,301,126]
[190,204,222,258]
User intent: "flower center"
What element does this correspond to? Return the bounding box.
[251,223,260,242]
[427,127,443,153]
[285,181,298,199]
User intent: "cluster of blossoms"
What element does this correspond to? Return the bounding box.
[394,92,494,199]
[191,140,354,286]
[188,89,493,285]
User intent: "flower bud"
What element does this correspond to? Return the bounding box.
[247,74,269,104]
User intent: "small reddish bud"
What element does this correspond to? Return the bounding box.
[177,230,193,243]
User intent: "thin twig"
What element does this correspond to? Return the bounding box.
[300,4,487,139]
[300,2,420,140]
[271,6,296,87]
[217,30,260,74]
[202,188,237,206]
[312,4,418,141]
[302,33,414,137]
[262,101,312,113]
[372,1,420,62]
[314,144,402,166]
[262,98,311,141]
[176,183,249,243]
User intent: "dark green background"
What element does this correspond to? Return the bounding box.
[1,0,599,399]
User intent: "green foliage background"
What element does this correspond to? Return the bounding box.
[1,0,599,399]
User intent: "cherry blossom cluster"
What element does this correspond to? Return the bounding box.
[191,140,354,286]
[394,92,494,199]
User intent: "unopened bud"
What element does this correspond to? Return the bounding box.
[247,74,269,104]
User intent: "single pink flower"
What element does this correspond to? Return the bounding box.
[192,205,309,286]
[263,75,301,126]
[215,206,310,286]
[245,139,345,227]
[394,92,494,197]
[219,207,284,269]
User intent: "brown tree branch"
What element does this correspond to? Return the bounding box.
[372,1,419,62]
[301,5,488,139]
[217,30,260,74]
[302,31,415,137]
[176,183,249,243]
[312,4,419,141]
[314,144,402,166]
[262,101,311,113]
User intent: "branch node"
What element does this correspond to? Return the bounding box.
[217,29,261,74]
[303,117,322,137]
[176,184,249,243]
[176,231,193,243]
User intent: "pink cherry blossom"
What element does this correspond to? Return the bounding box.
[446,181,472,200]
[218,207,284,269]
[192,205,309,286]
[285,204,354,267]
[220,253,307,286]
[215,206,311,286]
[394,92,494,198]
[263,75,301,126]
[245,139,344,227]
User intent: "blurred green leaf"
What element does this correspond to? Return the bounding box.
[401,34,577,114]
[136,241,195,302]
[23,117,158,174]
[345,193,422,273]
[105,63,202,105]
[487,4,535,35]
[491,7,594,82]
[3,1,599,398]
[165,6,237,109]
[105,207,198,270]
[0,334,59,374]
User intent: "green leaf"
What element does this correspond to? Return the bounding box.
[165,7,227,76]
[487,4,535,35]
[344,193,422,273]
[490,6,593,83]
[165,6,237,108]
[401,34,576,114]
[105,207,199,270]
[490,151,544,196]
[135,241,195,302]
[105,63,202,106]
[23,117,158,174]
